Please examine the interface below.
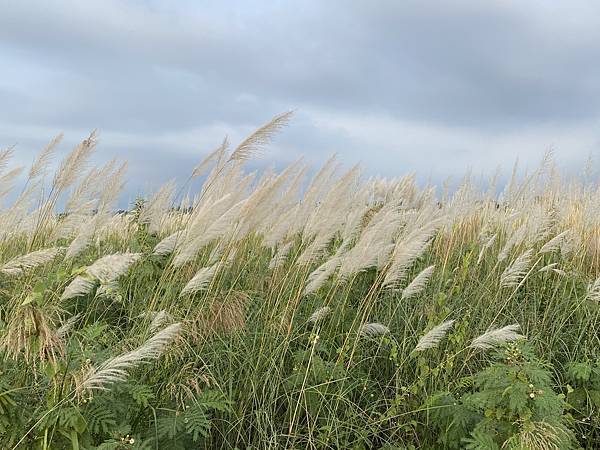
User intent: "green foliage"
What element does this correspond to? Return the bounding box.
[2,143,600,449]
[430,343,577,449]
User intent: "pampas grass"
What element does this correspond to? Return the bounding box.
[500,249,533,288]
[414,319,455,352]
[180,264,219,296]
[78,323,181,393]
[470,324,525,349]
[228,111,292,162]
[359,322,390,337]
[402,265,435,299]
[2,116,600,449]
[0,247,64,276]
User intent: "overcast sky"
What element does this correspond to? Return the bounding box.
[2,0,600,201]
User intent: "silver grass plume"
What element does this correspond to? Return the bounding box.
[382,223,438,290]
[29,134,62,179]
[477,233,497,265]
[414,319,455,352]
[308,306,331,324]
[538,262,558,273]
[228,111,293,162]
[153,230,185,256]
[87,253,142,282]
[586,277,600,303]
[53,131,97,193]
[180,264,219,297]
[538,263,566,276]
[538,230,571,254]
[401,265,435,299]
[136,310,174,332]
[0,146,14,173]
[149,310,173,332]
[498,224,527,263]
[57,314,81,339]
[78,323,181,393]
[359,322,390,337]
[268,241,293,270]
[470,324,525,350]
[192,137,229,178]
[61,253,141,300]
[61,276,97,300]
[0,247,64,276]
[500,249,533,288]
[304,255,342,295]
[138,180,177,234]
[0,167,24,203]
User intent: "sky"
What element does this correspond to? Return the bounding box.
[2,0,600,201]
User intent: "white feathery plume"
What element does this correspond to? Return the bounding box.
[180,264,219,297]
[79,323,181,392]
[401,265,435,299]
[136,310,174,332]
[138,180,177,234]
[0,247,64,276]
[63,204,115,258]
[153,230,185,256]
[228,111,293,162]
[586,277,600,303]
[97,161,127,214]
[337,201,405,278]
[500,249,533,288]
[538,262,558,273]
[61,253,141,300]
[0,167,24,202]
[414,319,455,352]
[268,241,293,270]
[149,310,173,332]
[560,233,578,258]
[192,137,229,178]
[382,225,438,290]
[304,255,342,295]
[57,314,81,339]
[29,134,62,179]
[173,199,246,267]
[95,280,121,299]
[87,253,142,282]
[258,163,307,238]
[539,230,571,254]
[53,131,97,193]
[61,275,97,300]
[498,224,527,262]
[477,233,497,265]
[0,146,14,173]
[359,322,390,337]
[470,324,525,350]
[65,221,96,260]
[308,306,331,323]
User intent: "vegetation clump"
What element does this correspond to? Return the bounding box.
[0,116,599,448]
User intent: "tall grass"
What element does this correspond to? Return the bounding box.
[0,116,599,449]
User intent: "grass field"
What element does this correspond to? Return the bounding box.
[1,115,599,449]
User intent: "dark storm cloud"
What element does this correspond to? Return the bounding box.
[1,0,600,199]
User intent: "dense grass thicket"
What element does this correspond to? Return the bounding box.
[1,115,600,449]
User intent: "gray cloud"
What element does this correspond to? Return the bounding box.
[1,0,600,201]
